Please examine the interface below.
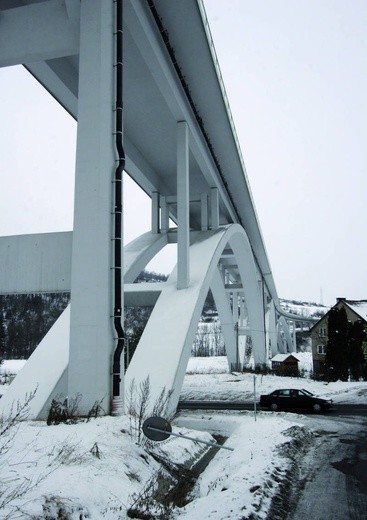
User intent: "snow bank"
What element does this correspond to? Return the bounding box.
[173,412,303,519]
[0,414,232,519]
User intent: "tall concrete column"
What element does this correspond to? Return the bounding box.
[210,187,219,230]
[151,191,159,234]
[211,269,237,371]
[177,121,190,289]
[292,320,297,350]
[239,297,246,327]
[269,302,278,358]
[201,193,208,231]
[68,0,116,413]
[232,291,238,322]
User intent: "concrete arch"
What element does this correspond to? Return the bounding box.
[125,223,265,416]
[124,232,169,283]
[0,225,266,419]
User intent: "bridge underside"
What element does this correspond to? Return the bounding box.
[0,0,295,418]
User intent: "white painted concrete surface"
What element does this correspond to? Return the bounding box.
[0,232,72,294]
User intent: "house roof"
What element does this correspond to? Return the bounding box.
[310,298,367,331]
[344,300,367,321]
[271,354,300,363]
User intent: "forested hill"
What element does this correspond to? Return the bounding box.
[0,293,70,359]
[1,276,328,361]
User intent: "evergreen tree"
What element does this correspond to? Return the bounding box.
[0,313,6,359]
[348,320,365,380]
[326,307,367,381]
[325,307,349,381]
[125,323,146,368]
[124,306,152,368]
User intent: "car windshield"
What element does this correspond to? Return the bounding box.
[301,389,314,396]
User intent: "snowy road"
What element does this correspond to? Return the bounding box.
[277,410,367,520]
[178,401,367,415]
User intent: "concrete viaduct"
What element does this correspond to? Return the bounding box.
[0,0,303,418]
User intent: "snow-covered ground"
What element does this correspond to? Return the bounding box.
[0,356,366,519]
[183,355,367,405]
[0,359,27,379]
[0,359,27,373]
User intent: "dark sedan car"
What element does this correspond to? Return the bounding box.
[259,388,333,412]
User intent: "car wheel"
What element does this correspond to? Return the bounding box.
[270,403,278,411]
[313,403,321,413]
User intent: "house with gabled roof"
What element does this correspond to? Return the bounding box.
[310,297,367,376]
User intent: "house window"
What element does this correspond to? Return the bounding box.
[317,345,327,355]
[319,326,327,337]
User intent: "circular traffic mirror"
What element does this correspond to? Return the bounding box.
[142,416,172,441]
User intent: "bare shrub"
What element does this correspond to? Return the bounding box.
[0,387,37,458]
[47,395,105,425]
[52,439,87,466]
[127,472,174,520]
[89,442,102,460]
[86,399,105,421]
[41,495,90,519]
[152,387,174,418]
[126,377,151,446]
[47,394,81,425]
[0,388,57,518]
[126,377,173,447]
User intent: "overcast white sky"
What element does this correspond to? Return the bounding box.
[205,0,367,306]
[0,0,366,306]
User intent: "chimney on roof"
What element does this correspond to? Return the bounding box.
[337,297,346,303]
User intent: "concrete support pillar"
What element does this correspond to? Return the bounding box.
[201,193,208,231]
[68,0,115,414]
[161,196,169,233]
[151,191,159,234]
[177,121,189,289]
[263,300,270,362]
[211,269,237,370]
[239,297,246,327]
[210,187,219,230]
[269,302,278,358]
[292,319,297,350]
[232,291,238,322]
[278,316,293,353]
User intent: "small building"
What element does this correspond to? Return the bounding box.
[271,353,300,377]
[310,297,367,376]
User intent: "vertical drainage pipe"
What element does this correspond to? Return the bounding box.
[111,0,125,416]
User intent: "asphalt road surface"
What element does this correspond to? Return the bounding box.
[284,408,367,520]
[178,400,367,415]
[178,400,367,519]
